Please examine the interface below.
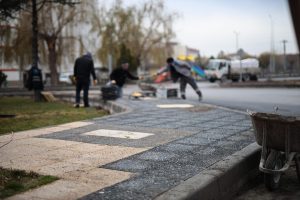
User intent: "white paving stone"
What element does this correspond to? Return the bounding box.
[82,129,154,139]
[156,104,194,108]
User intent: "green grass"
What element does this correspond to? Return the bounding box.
[0,96,108,135]
[0,167,58,199]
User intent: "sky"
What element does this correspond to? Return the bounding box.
[101,0,299,57]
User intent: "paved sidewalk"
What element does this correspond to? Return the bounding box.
[0,93,255,199]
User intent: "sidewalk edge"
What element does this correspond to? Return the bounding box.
[155,143,261,200]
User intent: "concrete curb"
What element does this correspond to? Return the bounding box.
[219,82,300,88]
[155,143,261,200]
[54,93,131,115]
[0,91,131,115]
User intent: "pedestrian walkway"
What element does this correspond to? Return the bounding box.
[0,94,255,199]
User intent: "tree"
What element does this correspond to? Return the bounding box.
[217,50,229,59]
[94,0,177,71]
[38,3,77,85]
[128,0,177,68]
[116,44,139,72]
[0,0,79,85]
[0,0,27,20]
[259,52,271,70]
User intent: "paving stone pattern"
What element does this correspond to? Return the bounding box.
[38,99,255,200]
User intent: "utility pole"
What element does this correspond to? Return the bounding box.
[269,15,275,77]
[281,39,288,72]
[234,31,242,81]
[234,31,239,52]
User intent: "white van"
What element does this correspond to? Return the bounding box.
[205,58,260,82]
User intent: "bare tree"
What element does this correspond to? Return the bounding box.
[94,0,177,70]
[38,3,77,85]
[0,0,80,87]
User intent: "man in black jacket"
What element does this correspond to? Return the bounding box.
[110,61,139,97]
[74,52,97,107]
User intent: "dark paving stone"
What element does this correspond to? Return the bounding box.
[157,143,197,152]
[103,159,153,173]
[38,98,255,200]
[175,135,216,146]
[137,151,177,162]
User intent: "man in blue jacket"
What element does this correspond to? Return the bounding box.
[157,57,202,101]
[74,52,97,107]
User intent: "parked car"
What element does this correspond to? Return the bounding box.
[59,72,73,84]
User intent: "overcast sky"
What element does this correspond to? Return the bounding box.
[101,0,299,57]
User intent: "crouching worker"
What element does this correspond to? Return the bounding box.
[109,60,139,98]
[156,57,202,101]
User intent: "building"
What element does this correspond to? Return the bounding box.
[166,42,200,61]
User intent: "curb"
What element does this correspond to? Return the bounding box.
[155,143,261,200]
[219,82,300,88]
[0,91,130,115]
[53,93,130,115]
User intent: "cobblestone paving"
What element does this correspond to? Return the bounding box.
[38,98,255,200]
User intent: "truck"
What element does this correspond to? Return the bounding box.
[205,58,260,82]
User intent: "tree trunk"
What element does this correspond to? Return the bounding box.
[46,37,58,86]
[32,0,38,68]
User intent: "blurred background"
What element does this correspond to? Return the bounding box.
[0,0,299,87]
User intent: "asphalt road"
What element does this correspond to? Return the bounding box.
[184,82,300,116]
[122,81,300,116]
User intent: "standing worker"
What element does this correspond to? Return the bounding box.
[156,57,202,101]
[26,65,44,102]
[109,60,139,98]
[73,52,97,108]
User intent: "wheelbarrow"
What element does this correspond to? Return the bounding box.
[138,82,157,97]
[248,111,300,190]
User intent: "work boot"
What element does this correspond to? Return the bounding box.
[197,91,202,101]
[181,94,186,100]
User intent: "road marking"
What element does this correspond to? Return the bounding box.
[156,104,194,108]
[82,129,154,139]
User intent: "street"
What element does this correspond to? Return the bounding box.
[122,81,300,116]
[184,82,300,116]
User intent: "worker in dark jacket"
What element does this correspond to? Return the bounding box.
[157,57,202,101]
[26,65,44,102]
[110,60,139,97]
[73,52,97,107]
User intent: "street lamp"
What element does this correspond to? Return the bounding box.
[234,31,239,51]
[234,31,242,81]
[281,39,288,72]
[269,15,275,77]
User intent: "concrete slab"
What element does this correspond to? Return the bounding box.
[82,129,154,139]
[156,104,194,108]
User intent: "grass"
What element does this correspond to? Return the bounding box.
[0,167,58,199]
[0,96,108,135]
